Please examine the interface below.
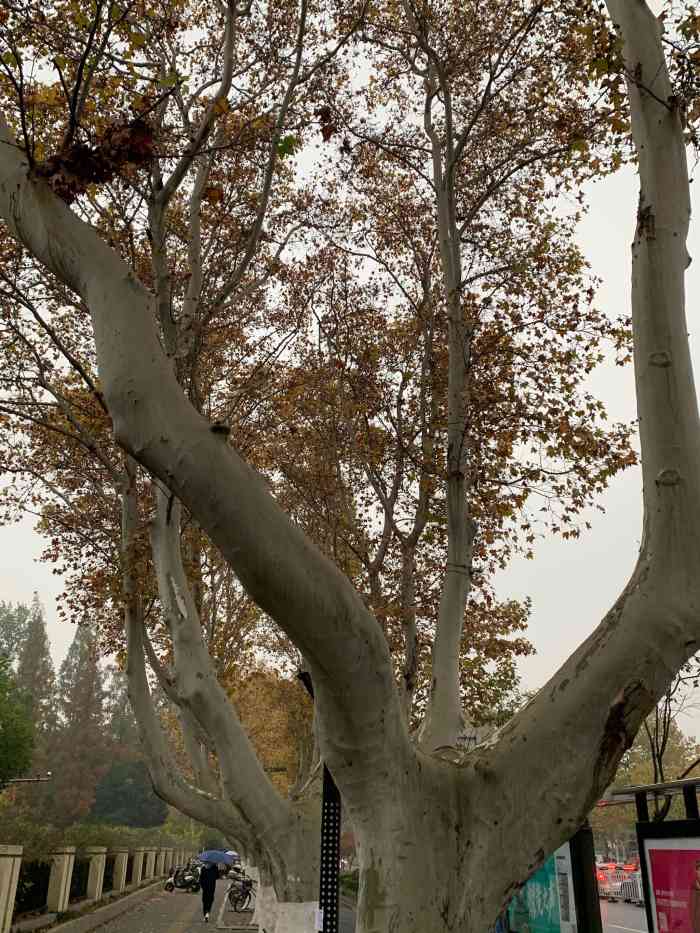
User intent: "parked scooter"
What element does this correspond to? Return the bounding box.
[164,858,202,893]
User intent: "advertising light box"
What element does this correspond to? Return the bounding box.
[506,843,577,933]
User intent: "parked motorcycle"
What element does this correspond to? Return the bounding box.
[164,859,202,893]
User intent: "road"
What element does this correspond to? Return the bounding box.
[600,898,648,933]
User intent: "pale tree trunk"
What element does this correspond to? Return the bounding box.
[417,65,477,752]
[143,632,222,798]
[399,544,418,722]
[2,3,700,926]
[120,460,258,853]
[147,485,322,917]
[118,459,322,927]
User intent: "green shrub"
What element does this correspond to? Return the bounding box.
[0,799,190,862]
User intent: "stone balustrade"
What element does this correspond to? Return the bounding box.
[0,844,196,933]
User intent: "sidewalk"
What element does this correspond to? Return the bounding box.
[11,881,166,933]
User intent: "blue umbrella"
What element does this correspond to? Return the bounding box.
[197,849,239,865]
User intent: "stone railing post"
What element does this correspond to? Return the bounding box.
[144,848,156,880]
[110,849,129,893]
[155,849,166,877]
[84,847,107,901]
[47,847,76,913]
[164,849,173,874]
[0,846,23,933]
[131,848,145,887]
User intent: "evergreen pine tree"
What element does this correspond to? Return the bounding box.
[50,625,108,826]
[0,657,33,785]
[0,601,31,665]
[12,596,56,815]
[104,666,140,753]
[87,666,167,826]
[15,595,56,736]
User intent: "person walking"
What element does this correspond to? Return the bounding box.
[200,862,219,923]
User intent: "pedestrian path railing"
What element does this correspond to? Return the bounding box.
[0,844,197,933]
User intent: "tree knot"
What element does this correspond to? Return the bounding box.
[636,204,656,241]
[649,350,671,367]
[656,468,681,487]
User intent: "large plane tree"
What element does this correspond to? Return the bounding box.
[1,0,699,930]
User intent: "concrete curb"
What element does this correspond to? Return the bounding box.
[215,896,257,931]
[12,879,167,933]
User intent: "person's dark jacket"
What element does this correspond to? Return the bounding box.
[200,863,219,892]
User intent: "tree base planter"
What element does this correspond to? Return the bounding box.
[273,903,318,933]
[216,900,257,930]
[216,922,258,932]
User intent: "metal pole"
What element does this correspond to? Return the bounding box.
[298,671,341,933]
[569,821,602,933]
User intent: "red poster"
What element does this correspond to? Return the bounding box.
[646,845,700,932]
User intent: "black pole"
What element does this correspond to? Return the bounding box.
[297,671,341,933]
[684,784,700,820]
[569,821,603,933]
[635,791,650,823]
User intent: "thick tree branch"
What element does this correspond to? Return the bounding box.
[120,463,255,849]
[480,0,700,890]
[149,487,291,834]
[157,1,238,206]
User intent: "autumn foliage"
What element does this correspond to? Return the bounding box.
[3,0,695,800]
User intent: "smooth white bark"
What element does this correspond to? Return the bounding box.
[150,488,291,836]
[273,902,318,933]
[120,465,255,849]
[252,883,277,930]
[418,64,477,752]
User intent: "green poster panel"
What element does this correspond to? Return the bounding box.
[508,855,561,933]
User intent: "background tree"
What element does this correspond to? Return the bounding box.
[0,655,33,785]
[48,625,108,826]
[591,716,700,852]
[230,669,315,797]
[89,758,167,827]
[12,596,56,815]
[14,595,56,732]
[0,601,30,664]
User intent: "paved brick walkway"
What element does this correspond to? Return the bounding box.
[94,883,231,933]
[90,883,355,933]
